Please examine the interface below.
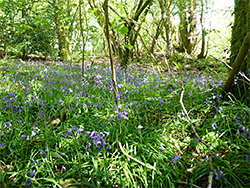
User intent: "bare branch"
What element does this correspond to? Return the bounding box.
[118,141,158,172]
[179,83,213,188]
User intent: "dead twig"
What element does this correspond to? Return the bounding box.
[118,141,158,172]
[179,83,213,188]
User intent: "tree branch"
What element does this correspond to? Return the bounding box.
[179,83,213,188]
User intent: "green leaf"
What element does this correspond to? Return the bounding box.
[119,26,129,35]
[124,44,133,50]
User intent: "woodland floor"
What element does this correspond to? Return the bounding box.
[0,57,249,188]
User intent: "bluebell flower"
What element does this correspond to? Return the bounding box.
[0,143,4,147]
[26,178,32,184]
[102,139,107,146]
[109,119,114,122]
[194,138,199,144]
[172,155,180,163]
[100,132,104,138]
[107,145,111,151]
[246,154,249,162]
[31,131,36,137]
[30,170,36,177]
[212,154,218,158]
[104,131,109,136]
[65,133,71,139]
[77,128,83,133]
[159,145,165,152]
[89,131,96,139]
[39,149,43,155]
[62,166,66,172]
[212,123,218,130]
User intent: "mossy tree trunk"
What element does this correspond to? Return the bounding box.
[225,0,250,104]
[158,0,174,56]
[177,0,198,54]
[54,0,70,60]
[122,0,153,68]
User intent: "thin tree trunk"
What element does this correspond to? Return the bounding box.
[122,0,153,67]
[103,0,119,105]
[197,0,206,59]
[150,20,162,53]
[79,0,85,80]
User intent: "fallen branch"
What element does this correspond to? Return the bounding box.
[179,84,213,188]
[118,141,158,172]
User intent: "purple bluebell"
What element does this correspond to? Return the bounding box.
[62,166,66,172]
[30,170,36,177]
[26,178,32,184]
[172,155,180,163]
[159,145,165,152]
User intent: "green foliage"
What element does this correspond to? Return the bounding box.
[0,59,249,187]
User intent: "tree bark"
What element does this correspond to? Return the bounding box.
[197,0,206,59]
[177,0,197,54]
[224,30,250,92]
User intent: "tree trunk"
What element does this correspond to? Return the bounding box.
[158,0,173,56]
[79,0,85,80]
[54,0,70,60]
[224,30,250,103]
[225,0,250,104]
[177,0,198,54]
[197,0,206,59]
[103,0,119,105]
[121,0,153,68]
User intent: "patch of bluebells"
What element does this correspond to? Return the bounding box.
[26,178,32,187]
[238,124,250,139]
[214,169,226,181]
[84,130,111,152]
[64,125,83,139]
[172,155,181,163]
[117,110,129,120]
[237,116,250,139]
[0,59,242,186]
[39,149,48,158]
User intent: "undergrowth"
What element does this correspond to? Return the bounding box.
[0,59,249,187]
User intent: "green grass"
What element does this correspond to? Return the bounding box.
[0,59,249,187]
